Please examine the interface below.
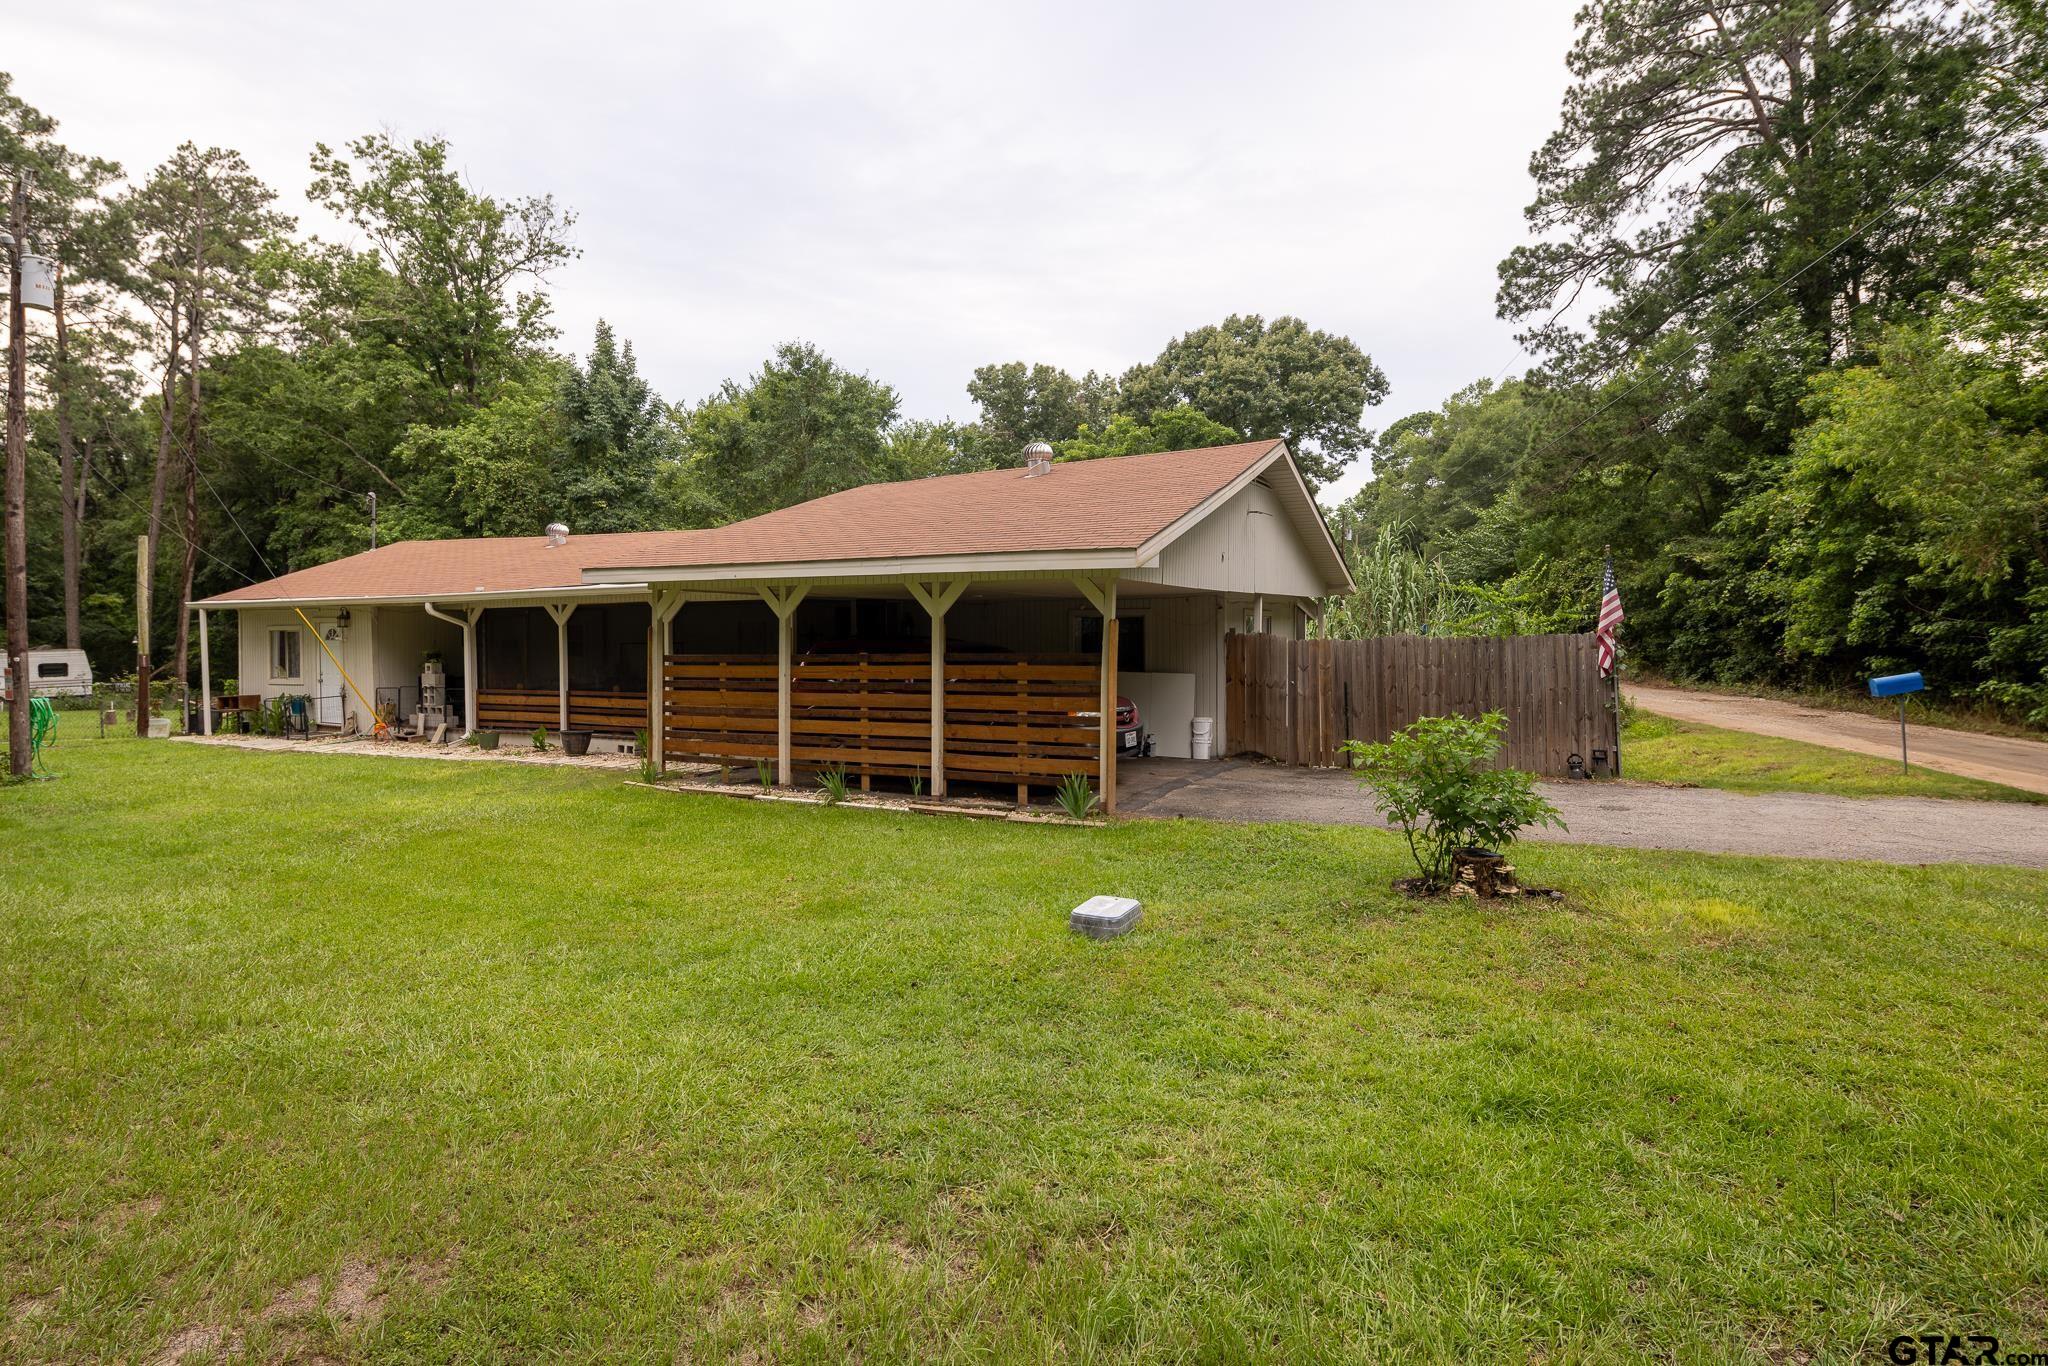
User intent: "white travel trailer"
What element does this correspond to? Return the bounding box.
[0,648,95,700]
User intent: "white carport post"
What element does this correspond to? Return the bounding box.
[646,589,685,772]
[424,601,480,734]
[905,578,966,798]
[759,584,810,785]
[544,602,576,736]
[197,608,212,735]
[1073,574,1119,814]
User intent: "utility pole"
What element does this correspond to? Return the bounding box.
[4,178,31,778]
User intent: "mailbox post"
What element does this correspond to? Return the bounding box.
[1867,672,1924,774]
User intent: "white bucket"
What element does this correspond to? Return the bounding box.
[1190,716,1214,761]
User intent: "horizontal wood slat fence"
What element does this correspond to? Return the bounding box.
[1225,631,1617,776]
[476,688,647,735]
[662,652,1101,782]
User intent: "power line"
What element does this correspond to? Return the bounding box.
[191,456,277,580]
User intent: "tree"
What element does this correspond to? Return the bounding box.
[554,320,680,532]
[1498,0,2045,365]
[1056,403,1239,461]
[886,418,977,480]
[1117,314,1389,485]
[308,134,577,407]
[42,165,133,650]
[963,361,1116,466]
[681,342,901,522]
[128,143,291,719]
[1755,252,2048,717]
[2,72,75,774]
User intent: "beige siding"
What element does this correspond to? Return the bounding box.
[232,605,378,730]
[371,606,465,707]
[1133,478,1329,599]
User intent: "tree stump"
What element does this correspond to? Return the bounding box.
[1451,850,1519,898]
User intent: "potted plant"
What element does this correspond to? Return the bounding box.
[470,730,500,751]
[560,729,592,756]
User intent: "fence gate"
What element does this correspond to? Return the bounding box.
[1224,631,1619,776]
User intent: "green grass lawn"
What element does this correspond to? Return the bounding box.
[4,737,2046,1362]
[1621,712,2045,803]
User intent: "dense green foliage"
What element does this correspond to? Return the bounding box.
[9,738,2045,1358]
[1326,0,2048,725]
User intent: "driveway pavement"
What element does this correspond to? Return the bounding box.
[1629,683,2048,796]
[1117,758,2048,867]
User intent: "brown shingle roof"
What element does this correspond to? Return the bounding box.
[196,440,1294,605]
[194,530,705,605]
[590,439,1286,571]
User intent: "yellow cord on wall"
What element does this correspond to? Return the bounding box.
[293,606,389,736]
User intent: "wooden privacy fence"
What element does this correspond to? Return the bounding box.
[662,652,1101,784]
[1225,631,1617,775]
[476,688,647,735]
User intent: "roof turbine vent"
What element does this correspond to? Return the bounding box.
[1021,441,1055,477]
[545,521,569,547]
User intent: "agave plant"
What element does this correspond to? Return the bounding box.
[1054,771,1097,820]
[815,764,850,803]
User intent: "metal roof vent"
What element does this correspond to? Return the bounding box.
[545,522,569,547]
[1021,441,1055,477]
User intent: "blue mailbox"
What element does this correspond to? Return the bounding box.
[1868,671,1924,772]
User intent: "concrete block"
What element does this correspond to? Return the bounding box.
[1069,895,1141,939]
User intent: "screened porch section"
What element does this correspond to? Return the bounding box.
[474,602,650,735]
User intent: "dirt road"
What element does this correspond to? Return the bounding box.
[1117,759,2048,867]
[1627,683,2048,797]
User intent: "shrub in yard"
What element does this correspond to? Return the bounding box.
[1342,711,1562,892]
[530,727,549,751]
[815,764,850,803]
[635,730,658,784]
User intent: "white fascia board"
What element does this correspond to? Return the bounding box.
[189,583,654,611]
[579,548,1135,587]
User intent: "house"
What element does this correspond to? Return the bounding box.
[191,439,1353,808]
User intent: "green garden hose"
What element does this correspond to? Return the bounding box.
[29,696,55,773]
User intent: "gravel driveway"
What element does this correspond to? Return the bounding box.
[1118,758,2048,867]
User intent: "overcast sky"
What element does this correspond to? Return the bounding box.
[20,1,1582,503]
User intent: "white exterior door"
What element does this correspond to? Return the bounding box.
[313,639,342,727]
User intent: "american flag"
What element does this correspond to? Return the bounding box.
[1596,557,1624,677]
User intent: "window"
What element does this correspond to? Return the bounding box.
[1074,613,1146,673]
[36,659,68,679]
[269,628,302,680]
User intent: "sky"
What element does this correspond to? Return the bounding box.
[18,0,1583,504]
